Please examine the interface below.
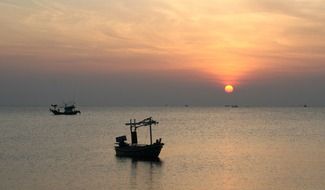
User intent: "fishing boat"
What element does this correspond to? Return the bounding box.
[49,103,81,115]
[115,117,164,159]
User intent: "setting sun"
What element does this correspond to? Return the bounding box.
[224,85,234,94]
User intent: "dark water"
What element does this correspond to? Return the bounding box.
[0,107,324,190]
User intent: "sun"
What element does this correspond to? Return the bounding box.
[224,85,234,93]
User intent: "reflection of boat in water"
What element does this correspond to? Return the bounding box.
[49,103,81,115]
[115,117,164,159]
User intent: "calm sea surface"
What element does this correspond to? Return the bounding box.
[0,107,324,190]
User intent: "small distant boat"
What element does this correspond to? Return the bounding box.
[49,103,81,115]
[224,104,239,108]
[115,117,164,159]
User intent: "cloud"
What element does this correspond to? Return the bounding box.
[1,0,325,105]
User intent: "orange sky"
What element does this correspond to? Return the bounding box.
[1,0,325,105]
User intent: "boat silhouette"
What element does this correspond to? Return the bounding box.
[49,103,81,115]
[115,117,164,159]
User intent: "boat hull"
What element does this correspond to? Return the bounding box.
[115,143,164,158]
[50,109,81,115]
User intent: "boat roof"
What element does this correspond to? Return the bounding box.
[64,105,75,109]
[125,117,159,128]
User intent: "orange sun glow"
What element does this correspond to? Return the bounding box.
[224,85,234,93]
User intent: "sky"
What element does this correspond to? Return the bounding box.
[1,0,325,106]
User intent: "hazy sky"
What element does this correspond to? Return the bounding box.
[1,0,325,106]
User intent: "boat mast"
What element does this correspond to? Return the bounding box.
[130,119,138,144]
[126,117,158,145]
[149,118,152,145]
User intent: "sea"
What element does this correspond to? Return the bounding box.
[0,107,324,190]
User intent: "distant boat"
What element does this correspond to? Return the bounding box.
[49,103,81,115]
[224,104,239,108]
[115,117,164,159]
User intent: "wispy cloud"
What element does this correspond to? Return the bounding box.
[1,0,325,82]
